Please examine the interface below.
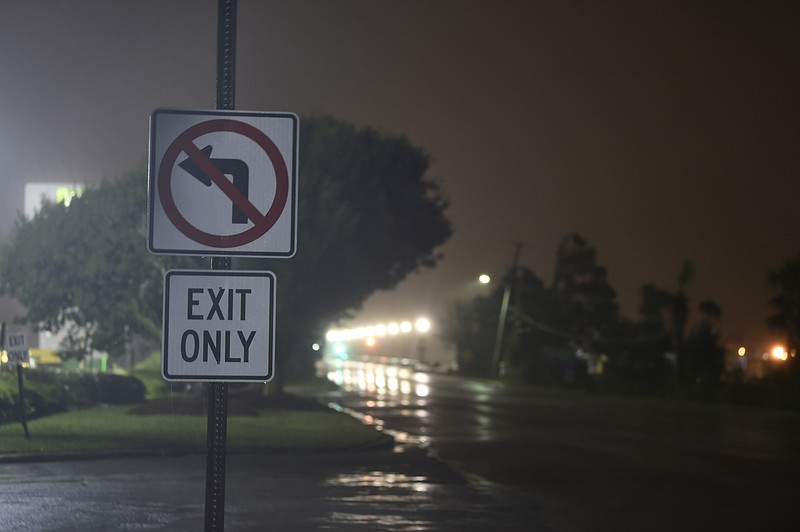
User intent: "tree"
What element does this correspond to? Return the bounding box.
[767,255,800,362]
[443,266,555,377]
[238,116,452,388]
[636,263,726,392]
[550,232,620,349]
[682,307,725,394]
[0,168,198,360]
[443,233,619,382]
[443,293,500,377]
[0,115,452,382]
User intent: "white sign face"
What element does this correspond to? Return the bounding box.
[6,333,29,365]
[162,270,275,382]
[148,109,298,257]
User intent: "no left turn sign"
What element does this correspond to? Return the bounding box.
[148,109,298,257]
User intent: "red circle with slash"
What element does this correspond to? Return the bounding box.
[158,119,289,248]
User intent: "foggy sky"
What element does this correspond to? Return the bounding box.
[1,0,798,350]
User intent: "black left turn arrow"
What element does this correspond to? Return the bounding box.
[178,145,251,224]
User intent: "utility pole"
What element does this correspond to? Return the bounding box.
[490,241,522,377]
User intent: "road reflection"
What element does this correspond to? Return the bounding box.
[324,358,433,450]
[319,359,523,529]
[325,358,431,399]
[321,471,434,530]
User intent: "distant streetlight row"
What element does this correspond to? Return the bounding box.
[325,317,432,343]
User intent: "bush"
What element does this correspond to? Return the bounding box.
[0,372,17,423]
[95,374,145,404]
[0,368,145,424]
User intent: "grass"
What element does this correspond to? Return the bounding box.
[0,403,386,456]
[0,352,383,457]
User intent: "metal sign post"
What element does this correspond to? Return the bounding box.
[207,2,237,530]
[148,1,297,529]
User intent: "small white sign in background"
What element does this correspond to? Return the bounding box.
[6,333,29,365]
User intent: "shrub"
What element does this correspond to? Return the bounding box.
[95,374,145,404]
[0,368,145,424]
[0,371,17,423]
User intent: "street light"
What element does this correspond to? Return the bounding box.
[478,274,491,284]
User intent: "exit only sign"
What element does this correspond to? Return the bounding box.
[162,270,275,382]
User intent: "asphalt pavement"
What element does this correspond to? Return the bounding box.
[5,363,799,531]
[321,361,800,531]
[0,447,546,531]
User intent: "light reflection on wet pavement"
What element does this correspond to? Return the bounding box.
[314,359,545,530]
[319,358,800,531]
[0,360,548,530]
[317,461,524,531]
[0,355,544,532]
[327,401,432,451]
[0,449,542,531]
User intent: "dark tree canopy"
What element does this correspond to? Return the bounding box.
[0,115,452,378]
[444,233,619,379]
[0,168,200,357]
[443,235,726,393]
[767,255,800,358]
[239,115,452,381]
[550,232,620,345]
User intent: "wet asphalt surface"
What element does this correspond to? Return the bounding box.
[0,448,542,531]
[323,361,800,531]
[3,361,800,530]
[0,362,546,531]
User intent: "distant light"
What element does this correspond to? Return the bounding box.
[479,274,491,284]
[333,343,347,356]
[325,317,433,342]
[415,318,431,334]
[365,337,377,348]
[737,346,746,357]
[311,343,321,352]
[771,346,788,361]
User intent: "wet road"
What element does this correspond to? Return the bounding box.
[0,449,542,531]
[0,366,547,532]
[3,363,799,531]
[322,359,800,530]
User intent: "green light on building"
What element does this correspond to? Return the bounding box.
[56,186,83,207]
